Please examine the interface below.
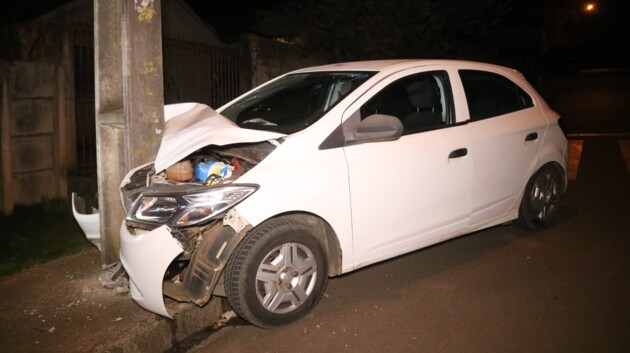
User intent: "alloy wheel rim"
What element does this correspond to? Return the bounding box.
[255,242,318,314]
[530,171,560,223]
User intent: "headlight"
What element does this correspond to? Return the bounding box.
[135,196,178,223]
[127,185,257,227]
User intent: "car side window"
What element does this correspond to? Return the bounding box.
[459,70,534,121]
[359,71,454,135]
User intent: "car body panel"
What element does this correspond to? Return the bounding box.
[154,103,286,172]
[68,59,568,319]
[119,224,183,318]
[71,193,101,251]
[231,135,355,271]
[345,126,473,267]
[468,107,547,224]
[333,64,474,267]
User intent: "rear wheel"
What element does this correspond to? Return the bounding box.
[224,218,328,328]
[514,164,564,230]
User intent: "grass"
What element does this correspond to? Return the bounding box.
[0,176,99,276]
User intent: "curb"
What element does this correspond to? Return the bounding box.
[0,249,226,353]
[93,299,223,353]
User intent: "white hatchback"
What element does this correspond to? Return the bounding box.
[115,60,567,328]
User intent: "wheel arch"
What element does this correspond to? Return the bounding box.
[205,211,342,301]
[264,211,343,277]
[534,159,567,192]
[519,161,567,202]
[513,161,565,230]
[536,129,568,191]
[220,211,338,327]
[512,159,566,219]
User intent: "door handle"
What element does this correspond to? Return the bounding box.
[448,148,468,159]
[525,132,538,141]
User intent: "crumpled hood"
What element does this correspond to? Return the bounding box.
[154,103,286,172]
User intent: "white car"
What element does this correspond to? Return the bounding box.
[116,60,567,328]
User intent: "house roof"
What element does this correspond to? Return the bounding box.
[0,0,69,25]
[1,0,222,46]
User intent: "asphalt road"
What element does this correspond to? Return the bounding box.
[185,70,630,353]
[543,68,630,134]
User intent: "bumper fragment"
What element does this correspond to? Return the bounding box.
[120,224,183,318]
[71,193,101,250]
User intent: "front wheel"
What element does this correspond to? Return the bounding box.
[224,218,328,328]
[514,164,564,230]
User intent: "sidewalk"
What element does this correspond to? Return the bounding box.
[0,248,224,353]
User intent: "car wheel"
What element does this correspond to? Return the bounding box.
[224,218,328,328]
[514,164,564,230]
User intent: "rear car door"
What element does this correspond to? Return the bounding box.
[458,69,547,225]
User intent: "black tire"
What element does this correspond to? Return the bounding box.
[514,164,564,230]
[224,218,328,328]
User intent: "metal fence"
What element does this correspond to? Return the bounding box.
[72,26,241,170]
[163,39,241,107]
[73,25,96,170]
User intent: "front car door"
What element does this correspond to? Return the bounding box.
[341,68,473,268]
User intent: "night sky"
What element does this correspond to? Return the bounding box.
[1,0,629,67]
[0,0,281,42]
[2,0,628,40]
[183,0,282,42]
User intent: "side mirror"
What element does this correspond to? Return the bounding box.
[353,114,403,143]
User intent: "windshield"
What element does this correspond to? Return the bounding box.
[221,71,374,134]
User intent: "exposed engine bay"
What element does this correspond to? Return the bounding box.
[121,140,278,220]
[118,140,279,310]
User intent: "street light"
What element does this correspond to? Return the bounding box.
[584,2,596,13]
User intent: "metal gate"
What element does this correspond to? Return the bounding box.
[73,25,95,170]
[163,39,241,108]
[72,26,241,170]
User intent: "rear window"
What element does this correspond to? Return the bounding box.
[459,70,533,121]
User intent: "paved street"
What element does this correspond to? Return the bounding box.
[185,70,630,353]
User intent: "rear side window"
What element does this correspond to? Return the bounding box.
[459,70,533,121]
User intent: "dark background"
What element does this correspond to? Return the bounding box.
[0,0,272,40]
[1,0,629,76]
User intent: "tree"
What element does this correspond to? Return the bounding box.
[256,0,512,61]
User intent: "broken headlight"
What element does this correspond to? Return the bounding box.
[127,185,257,227]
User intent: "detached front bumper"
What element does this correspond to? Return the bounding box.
[71,193,101,251]
[119,224,183,318]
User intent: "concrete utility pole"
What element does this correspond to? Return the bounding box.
[94,0,165,267]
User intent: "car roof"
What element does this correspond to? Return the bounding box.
[289,59,520,76]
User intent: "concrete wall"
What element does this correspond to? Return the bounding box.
[0,61,66,213]
[241,34,328,91]
[0,17,326,215]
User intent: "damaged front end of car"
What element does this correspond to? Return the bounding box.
[119,139,281,317]
[70,102,289,318]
